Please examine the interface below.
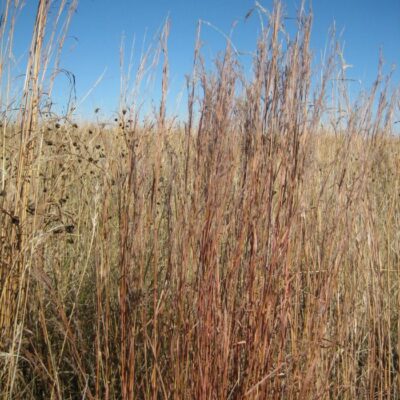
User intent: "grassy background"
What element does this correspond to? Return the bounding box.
[0,1,399,399]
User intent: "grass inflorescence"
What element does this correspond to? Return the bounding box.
[0,1,399,399]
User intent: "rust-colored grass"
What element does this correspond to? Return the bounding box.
[1,1,399,399]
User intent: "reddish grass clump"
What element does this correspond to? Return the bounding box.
[0,1,399,399]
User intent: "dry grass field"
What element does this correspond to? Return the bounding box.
[0,1,399,399]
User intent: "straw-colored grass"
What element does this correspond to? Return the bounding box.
[1,1,399,399]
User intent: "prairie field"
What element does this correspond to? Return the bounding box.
[0,1,399,399]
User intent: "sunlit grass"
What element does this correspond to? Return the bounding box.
[0,1,399,399]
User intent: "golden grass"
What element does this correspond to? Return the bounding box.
[0,1,399,399]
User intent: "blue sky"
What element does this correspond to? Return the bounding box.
[10,0,400,119]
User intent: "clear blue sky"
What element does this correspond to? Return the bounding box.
[10,0,400,119]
